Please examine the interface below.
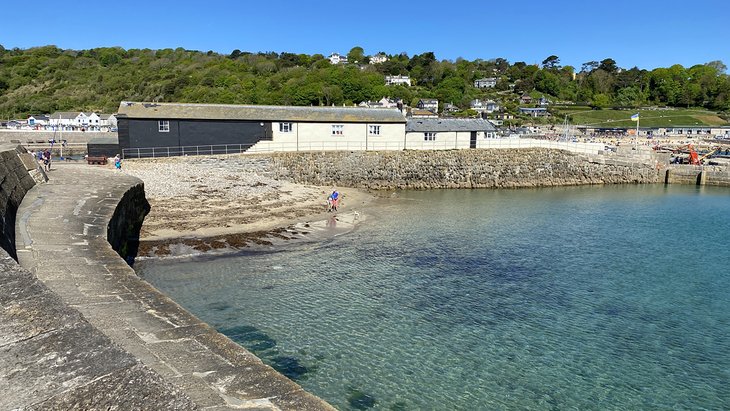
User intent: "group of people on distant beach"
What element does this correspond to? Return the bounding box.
[327,189,339,212]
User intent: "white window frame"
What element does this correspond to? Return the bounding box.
[158,120,170,132]
[424,132,436,141]
[368,125,381,135]
[332,124,344,135]
[279,122,293,132]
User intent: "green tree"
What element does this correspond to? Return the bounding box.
[347,46,365,64]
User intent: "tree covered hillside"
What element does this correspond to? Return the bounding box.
[0,45,729,121]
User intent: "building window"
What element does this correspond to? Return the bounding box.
[332,124,344,135]
[368,125,381,135]
[158,120,170,132]
[424,132,436,141]
[279,122,293,132]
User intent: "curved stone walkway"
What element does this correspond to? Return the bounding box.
[14,163,333,410]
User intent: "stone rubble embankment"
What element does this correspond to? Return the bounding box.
[270,148,661,190]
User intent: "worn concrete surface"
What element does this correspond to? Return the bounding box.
[14,163,334,410]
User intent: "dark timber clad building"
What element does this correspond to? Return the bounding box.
[116,101,407,157]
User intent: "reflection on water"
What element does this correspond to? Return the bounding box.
[139,185,730,410]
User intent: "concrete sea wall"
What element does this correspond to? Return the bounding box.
[664,165,730,186]
[271,148,661,190]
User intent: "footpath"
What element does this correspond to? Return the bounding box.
[12,163,332,410]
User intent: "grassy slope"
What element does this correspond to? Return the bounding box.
[554,107,728,128]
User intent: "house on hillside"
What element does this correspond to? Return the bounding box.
[520,94,533,105]
[519,107,550,117]
[470,99,500,113]
[358,97,401,109]
[443,103,460,113]
[385,75,411,86]
[328,53,348,64]
[115,101,407,156]
[474,77,497,88]
[405,118,498,149]
[409,109,439,119]
[417,99,438,114]
[369,53,388,64]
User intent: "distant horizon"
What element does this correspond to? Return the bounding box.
[2,0,728,72]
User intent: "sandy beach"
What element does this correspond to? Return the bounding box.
[122,155,375,256]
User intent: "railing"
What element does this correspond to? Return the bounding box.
[122,138,608,159]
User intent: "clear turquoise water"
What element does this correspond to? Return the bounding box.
[139,185,730,410]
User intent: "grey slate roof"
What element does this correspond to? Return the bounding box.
[50,111,83,119]
[406,118,497,132]
[117,102,407,123]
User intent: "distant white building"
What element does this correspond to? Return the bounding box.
[49,111,107,129]
[470,99,500,113]
[27,114,50,127]
[369,53,388,64]
[328,53,348,65]
[100,114,118,128]
[385,75,411,86]
[474,77,497,88]
[358,97,401,109]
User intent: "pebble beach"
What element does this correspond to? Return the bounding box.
[122,155,373,256]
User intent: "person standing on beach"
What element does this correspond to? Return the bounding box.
[114,154,122,171]
[42,149,51,171]
[331,190,339,211]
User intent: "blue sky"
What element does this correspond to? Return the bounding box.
[2,0,728,70]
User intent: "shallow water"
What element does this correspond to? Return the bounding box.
[139,184,730,410]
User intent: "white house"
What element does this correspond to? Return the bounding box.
[358,97,401,109]
[385,75,411,86]
[49,112,81,127]
[470,99,500,113]
[405,118,498,150]
[474,77,497,88]
[27,115,50,127]
[100,114,118,129]
[87,112,101,129]
[369,53,388,64]
[328,53,348,65]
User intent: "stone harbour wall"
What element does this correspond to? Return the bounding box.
[270,148,661,190]
[664,165,730,186]
[0,145,46,261]
[0,147,196,409]
[0,130,115,145]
